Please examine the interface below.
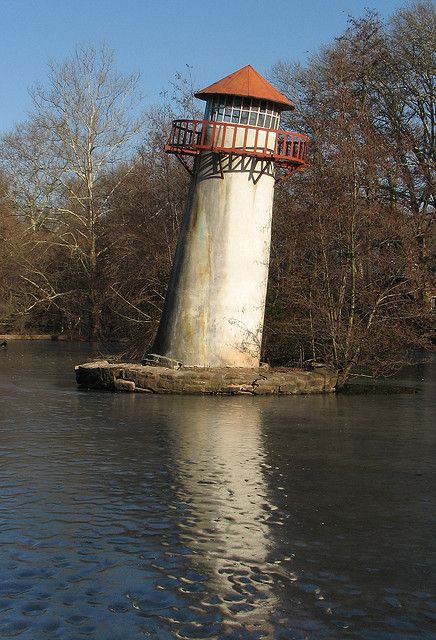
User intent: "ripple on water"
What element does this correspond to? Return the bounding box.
[1,345,436,638]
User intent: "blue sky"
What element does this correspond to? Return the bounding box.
[1,0,409,133]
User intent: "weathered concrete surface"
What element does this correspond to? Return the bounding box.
[75,361,338,395]
[152,149,276,369]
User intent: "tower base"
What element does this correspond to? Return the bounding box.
[76,361,338,395]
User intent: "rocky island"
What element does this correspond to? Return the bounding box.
[75,360,337,395]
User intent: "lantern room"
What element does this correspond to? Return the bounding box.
[164,64,309,181]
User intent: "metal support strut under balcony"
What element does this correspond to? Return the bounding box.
[174,153,194,175]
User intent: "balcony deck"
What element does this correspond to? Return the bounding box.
[164,119,309,175]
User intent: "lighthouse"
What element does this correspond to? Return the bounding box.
[148,65,308,368]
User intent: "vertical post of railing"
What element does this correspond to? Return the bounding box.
[223,123,228,148]
[296,136,301,160]
[214,123,219,149]
[254,128,259,153]
[211,121,217,149]
[199,120,206,147]
[231,124,237,149]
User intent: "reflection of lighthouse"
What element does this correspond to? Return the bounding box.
[169,397,278,633]
[150,65,308,367]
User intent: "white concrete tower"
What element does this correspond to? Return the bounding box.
[148,65,308,368]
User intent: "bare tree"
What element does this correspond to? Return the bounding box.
[0,119,63,231]
[266,2,434,383]
[1,45,145,339]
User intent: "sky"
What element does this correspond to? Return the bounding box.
[1,0,410,134]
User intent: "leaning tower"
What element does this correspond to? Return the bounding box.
[148,65,308,368]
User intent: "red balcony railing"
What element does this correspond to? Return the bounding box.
[164,119,309,172]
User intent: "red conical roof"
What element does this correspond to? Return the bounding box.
[195,65,294,110]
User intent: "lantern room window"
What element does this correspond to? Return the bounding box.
[205,96,281,129]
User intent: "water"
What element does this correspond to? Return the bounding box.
[0,342,435,639]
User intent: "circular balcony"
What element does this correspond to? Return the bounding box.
[164,119,309,180]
